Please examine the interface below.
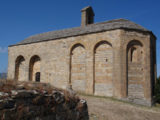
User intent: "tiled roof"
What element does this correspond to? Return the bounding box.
[10,19,153,46]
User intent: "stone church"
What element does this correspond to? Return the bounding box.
[8,6,157,106]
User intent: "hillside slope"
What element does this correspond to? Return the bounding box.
[80,95,160,120]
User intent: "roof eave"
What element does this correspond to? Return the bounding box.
[8,28,155,47]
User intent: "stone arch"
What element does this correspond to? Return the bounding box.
[29,55,41,82]
[94,41,113,96]
[127,40,144,98]
[127,40,143,63]
[15,55,25,81]
[70,43,86,92]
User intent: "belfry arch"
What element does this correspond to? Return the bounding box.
[94,41,113,96]
[15,55,25,81]
[70,43,86,92]
[29,55,41,82]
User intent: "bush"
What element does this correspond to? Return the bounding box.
[155,76,160,103]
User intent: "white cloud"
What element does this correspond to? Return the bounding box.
[0,47,8,53]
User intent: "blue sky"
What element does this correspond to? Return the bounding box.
[0,0,159,77]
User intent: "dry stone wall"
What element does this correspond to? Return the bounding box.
[0,81,89,120]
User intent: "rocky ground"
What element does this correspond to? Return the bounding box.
[0,80,89,120]
[80,94,160,120]
[1,80,160,120]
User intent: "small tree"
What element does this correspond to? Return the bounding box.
[155,76,160,103]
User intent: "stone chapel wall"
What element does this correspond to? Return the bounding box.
[8,29,155,106]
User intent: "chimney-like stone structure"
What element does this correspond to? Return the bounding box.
[81,6,95,27]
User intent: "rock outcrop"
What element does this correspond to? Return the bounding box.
[0,81,89,120]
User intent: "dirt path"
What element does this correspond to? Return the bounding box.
[79,94,160,120]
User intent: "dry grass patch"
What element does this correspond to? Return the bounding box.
[79,93,160,120]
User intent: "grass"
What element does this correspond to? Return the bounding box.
[80,92,160,120]
[78,92,160,111]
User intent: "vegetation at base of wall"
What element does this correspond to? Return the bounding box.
[155,76,160,103]
[0,80,89,120]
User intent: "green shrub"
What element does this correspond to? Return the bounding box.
[155,76,160,103]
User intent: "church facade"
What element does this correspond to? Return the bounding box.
[8,6,157,106]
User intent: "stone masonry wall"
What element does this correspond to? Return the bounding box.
[17,58,26,82]
[127,44,144,99]
[94,41,113,96]
[71,44,86,92]
[8,29,155,106]
[32,60,40,81]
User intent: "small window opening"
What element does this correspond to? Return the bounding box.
[35,72,40,82]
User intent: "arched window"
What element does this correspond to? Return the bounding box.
[29,55,41,82]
